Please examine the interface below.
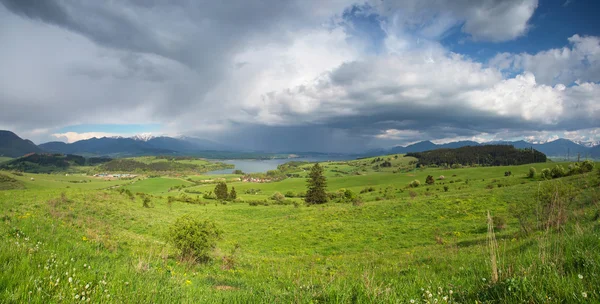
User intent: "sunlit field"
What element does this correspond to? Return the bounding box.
[1,156,599,303]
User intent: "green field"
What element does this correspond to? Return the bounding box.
[0,156,12,164]
[1,156,599,303]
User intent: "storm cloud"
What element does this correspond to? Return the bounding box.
[0,0,598,152]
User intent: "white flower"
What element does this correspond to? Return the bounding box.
[482,278,487,282]
[81,296,86,301]
[68,277,73,283]
[582,292,588,298]
[410,300,415,304]
[449,290,453,295]
[86,298,90,302]
[578,274,583,279]
[75,295,80,299]
[443,296,448,301]
[85,284,89,289]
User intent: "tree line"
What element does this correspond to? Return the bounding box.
[406,145,547,167]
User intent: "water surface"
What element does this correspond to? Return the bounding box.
[207,156,354,174]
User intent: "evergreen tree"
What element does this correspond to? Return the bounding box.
[214,182,228,200]
[305,163,327,205]
[229,187,237,200]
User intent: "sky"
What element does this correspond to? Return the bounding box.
[0,0,599,152]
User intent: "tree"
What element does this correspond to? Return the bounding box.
[229,187,237,200]
[305,163,327,205]
[425,175,435,185]
[214,182,228,200]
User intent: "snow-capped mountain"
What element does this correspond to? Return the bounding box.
[575,140,600,148]
[131,133,156,142]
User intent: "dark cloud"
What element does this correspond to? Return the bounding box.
[1,0,598,150]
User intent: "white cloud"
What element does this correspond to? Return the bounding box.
[490,35,600,85]
[2,0,598,150]
[371,0,538,42]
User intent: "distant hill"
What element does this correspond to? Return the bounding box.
[390,139,596,158]
[591,145,600,158]
[39,137,176,157]
[407,145,547,167]
[0,153,112,173]
[0,130,43,157]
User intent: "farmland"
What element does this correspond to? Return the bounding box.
[0,155,599,303]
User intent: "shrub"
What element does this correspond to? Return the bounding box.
[271,192,285,202]
[284,191,295,198]
[580,160,594,173]
[344,189,357,201]
[360,186,375,194]
[527,167,536,178]
[551,165,566,179]
[142,196,151,208]
[168,216,222,262]
[425,175,435,185]
[541,168,552,180]
[492,215,506,230]
[504,171,512,177]
[229,187,237,200]
[410,180,421,188]
[248,200,269,206]
[202,191,216,199]
[443,185,449,192]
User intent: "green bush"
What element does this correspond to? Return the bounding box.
[425,175,435,185]
[168,216,222,262]
[580,160,594,173]
[541,168,552,180]
[284,191,295,198]
[271,192,285,202]
[410,180,420,188]
[551,165,566,179]
[527,167,536,178]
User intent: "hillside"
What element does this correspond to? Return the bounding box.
[391,138,595,158]
[407,145,547,166]
[1,157,598,302]
[0,130,43,157]
[0,153,112,173]
[99,156,233,174]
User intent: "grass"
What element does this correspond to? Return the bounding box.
[1,157,599,303]
[0,156,12,164]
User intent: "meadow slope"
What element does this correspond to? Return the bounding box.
[0,157,599,303]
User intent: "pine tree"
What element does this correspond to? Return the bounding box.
[214,182,228,200]
[229,187,237,200]
[305,163,327,205]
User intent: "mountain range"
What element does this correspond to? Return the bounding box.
[0,130,599,159]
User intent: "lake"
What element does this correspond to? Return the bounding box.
[207,156,355,174]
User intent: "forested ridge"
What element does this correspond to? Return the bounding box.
[406,145,547,166]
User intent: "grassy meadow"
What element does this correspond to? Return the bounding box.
[1,155,599,303]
